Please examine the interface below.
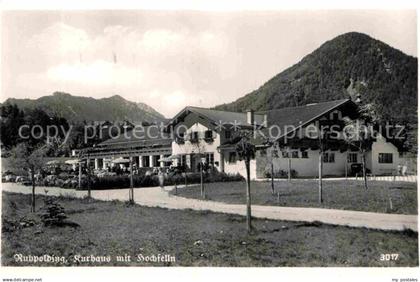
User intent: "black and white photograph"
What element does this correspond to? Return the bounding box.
[0,1,418,281]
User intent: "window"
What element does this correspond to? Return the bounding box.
[206,153,214,166]
[142,156,150,167]
[228,152,237,163]
[204,130,213,139]
[225,130,231,139]
[301,151,308,158]
[153,155,160,167]
[176,132,185,144]
[282,151,289,158]
[204,130,214,143]
[378,153,393,164]
[347,153,358,163]
[179,154,187,167]
[291,151,299,158]
[190,131,199,143]
[323,152,335,163]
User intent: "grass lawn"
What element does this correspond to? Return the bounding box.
[170,180,418,215]
[1,191,418,267]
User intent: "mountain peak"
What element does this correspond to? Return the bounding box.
[52,91,72,97]
[214,32,417,124]
[107,94,125,101]
[334,32,373,41]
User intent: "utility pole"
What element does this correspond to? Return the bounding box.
[318,130,324,204]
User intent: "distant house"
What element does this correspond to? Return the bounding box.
[82,99,404,178]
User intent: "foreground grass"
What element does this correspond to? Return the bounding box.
[171,180,418,215]
[1,191,418,267]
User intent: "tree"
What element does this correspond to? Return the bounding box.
[129,153,134,204]
[0,104,25,149]
[262,140,278,195]
[235,136,256,233]
[10,142,48,212]
[269,147,275,195]
[317,130,325,203]
[276,143,292,182]
[343,104,377,190]
[189,131,208,199]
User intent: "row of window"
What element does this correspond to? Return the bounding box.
[280,151,309,159]
[178,130,214,142]
[348,153,393,164]
[178,153,215,166]
[226,151,394,165]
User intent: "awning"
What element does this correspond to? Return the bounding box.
[65,159,81,165]
[158,155,178,162]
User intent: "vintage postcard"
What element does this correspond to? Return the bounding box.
[0,2,418,282]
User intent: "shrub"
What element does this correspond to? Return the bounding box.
[39,197,79,228]
[75,171,244,190]
[264,169,298,178]
[58,172,70,180]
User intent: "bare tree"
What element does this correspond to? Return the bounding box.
[235,136,256,233]
[277,144,292,182]
[317,131,325,203]
[189,131,208,199]
[10,143,48,212]
[129,154,134,203]
[263,140,279,195]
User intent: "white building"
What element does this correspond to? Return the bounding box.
[86,99,404,179]
[167,99,403,179]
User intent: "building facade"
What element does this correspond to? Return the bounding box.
[81,99,403,179]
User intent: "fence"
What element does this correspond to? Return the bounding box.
[358,174,418,183]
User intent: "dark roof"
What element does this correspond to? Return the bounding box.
[261,99,353,134]
[94,99,356,150]
[169,106,265,128]
[220,99,356,147]
[96,125,172,149]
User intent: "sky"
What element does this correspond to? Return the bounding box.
[1,10,417,118]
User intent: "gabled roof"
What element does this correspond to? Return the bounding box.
[261,99,355,136]
[168,106,265,129]
[219,99,357,148]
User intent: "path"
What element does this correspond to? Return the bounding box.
[1,182,417,231]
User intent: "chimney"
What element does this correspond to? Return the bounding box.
[246,109,254,125]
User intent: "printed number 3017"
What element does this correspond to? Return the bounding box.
[380,253,399,261]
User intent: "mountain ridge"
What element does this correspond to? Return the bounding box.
[3,92,166,123]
